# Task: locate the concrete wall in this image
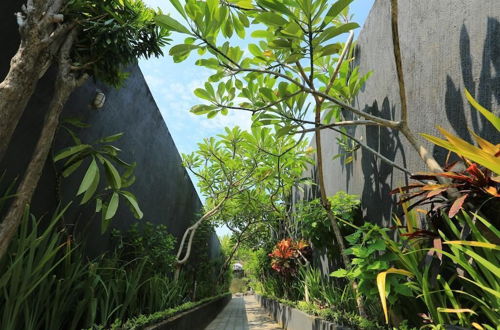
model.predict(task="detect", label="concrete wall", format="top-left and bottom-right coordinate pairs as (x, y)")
top-left (295, 0), bottom-right (500, 226)
top-left (0, 0), bottom-right (219, 257)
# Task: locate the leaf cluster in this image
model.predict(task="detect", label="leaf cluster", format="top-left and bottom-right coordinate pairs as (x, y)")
top-left (66, 0), bottom-right (171, 87)
top-left (54, 118), bottom-right (143, 233)
top-left (155, 0), bottom-right (371, 135)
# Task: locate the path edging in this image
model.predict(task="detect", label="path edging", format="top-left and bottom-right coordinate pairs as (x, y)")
top-left (145, 293), bottom-right (232, 330)
top-left (256, 294), bottom-right (352, 330)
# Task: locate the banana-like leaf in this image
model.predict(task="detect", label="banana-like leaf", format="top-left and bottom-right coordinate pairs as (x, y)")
top-left (444, 241), bottom-right (500, 250)
top-left (377, 268), bottom-right (413, 324)
top-left (465, 89), bottom-right (500, 131)
top-left (437, 307), bottom-right (477, 315)
top-left (421, 128), bottom-right (500, 175)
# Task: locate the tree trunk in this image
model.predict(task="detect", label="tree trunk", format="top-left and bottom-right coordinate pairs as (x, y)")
top-left (217, 237), bottom-right (242, 284)
top-left (174, 200), bottom-right (226, 281)
top-left (0, 30), bottom-right (85, 260)
top-left (0, 48), bottom-right (49, 160)
top-left (0, 79), bottom-right (72, 259)
top-left (0, 1), bottom-right (70, 161)
top-left (314, 103), bottom-right (368, 319)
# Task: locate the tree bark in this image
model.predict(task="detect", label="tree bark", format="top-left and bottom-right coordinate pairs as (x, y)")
top-left (0, 30), bottom-right (86, 260)
top-left (0, 48), bottom-right (50, 160)
top-left (174, 200), bottom-right (226, 281)
top-left (0, 1), bottom-right (70, 161)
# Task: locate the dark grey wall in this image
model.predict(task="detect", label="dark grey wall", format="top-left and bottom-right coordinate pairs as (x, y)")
top-left (0, 0), bottom-right (219, 257)
top-left (295, 0), bottom-right (499, 226)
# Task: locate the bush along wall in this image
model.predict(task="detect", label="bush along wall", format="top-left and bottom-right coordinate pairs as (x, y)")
top-left (0, 185), bottom-right (226, 330)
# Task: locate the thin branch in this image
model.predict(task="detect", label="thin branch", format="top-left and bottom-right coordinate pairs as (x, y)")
top-left (390, 0), bottom-right (408, 124)
top-left (221, 0), bottom-right (266, 12)
top-left (197, 34), bottom-right (241, 69)
top-left (323, 30), bottom-right (354, 97)
top-left (215, 90), bottom-right (303, 113)
top-left (230, 67), bottom-right (402, 128)
top-left (294, 120), bottom-right (380, 133)
top-left (295, 61), bottom-right (312, 88)
top-left (327, 126), bottom-right (412, 175)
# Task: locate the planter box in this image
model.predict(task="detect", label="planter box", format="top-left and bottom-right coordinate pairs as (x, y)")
top-left (256, 294), bottom-right (351, 330)
top-left (145, 294), bottom-right (232, 330)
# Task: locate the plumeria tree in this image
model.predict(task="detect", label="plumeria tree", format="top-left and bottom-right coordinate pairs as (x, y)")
top-left (177, 126), bottom-right (311, 279)
top-left (154, 0), bottom-right (450, 316)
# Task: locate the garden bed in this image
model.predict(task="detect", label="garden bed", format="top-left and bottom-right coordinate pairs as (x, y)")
top-left (256, 294), bottom-right (352, 330)
top-left (118, 293), bottom-right (231, 330)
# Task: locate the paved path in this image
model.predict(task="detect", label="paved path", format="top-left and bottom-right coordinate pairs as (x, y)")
top-left (205, 295), bottom-right (281, 330)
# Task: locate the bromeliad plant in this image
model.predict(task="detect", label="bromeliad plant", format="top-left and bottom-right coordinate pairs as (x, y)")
top-left (391, 90), bottom-right (499, 221)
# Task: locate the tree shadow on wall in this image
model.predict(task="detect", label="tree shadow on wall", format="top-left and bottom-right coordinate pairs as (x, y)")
top-left (437, 18), bottom-right (500, 164)
top-left (359, 97), bottom-right (408, 226)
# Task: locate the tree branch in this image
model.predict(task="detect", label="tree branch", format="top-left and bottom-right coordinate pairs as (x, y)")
top-left (294, 120), bottom-right (381, 133)
top-left (229, 66), bottom-right (402, 128)
top-left (327, 126), bottom-right (412, 175)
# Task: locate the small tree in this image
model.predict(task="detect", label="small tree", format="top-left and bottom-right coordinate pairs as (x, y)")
top-left (177, 126), bottom-right (310, 279)
top-left (0, 0), bottom-right (170, 259)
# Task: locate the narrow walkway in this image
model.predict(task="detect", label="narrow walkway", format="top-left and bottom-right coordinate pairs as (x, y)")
top-left (205, 295), bottom-right (281, 330)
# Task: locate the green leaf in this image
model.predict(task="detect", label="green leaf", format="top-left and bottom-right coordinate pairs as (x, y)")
top-left (80, 166), bottom-right (100, 205)
top-left (318, 22), bottom-right (359, 43)
top-left (319, 43), bottom-right (342, 56)
top-left (96, 198), bottom-right (102, 213)
top-left (258, 12), bottom-right (288, 26)
top-left (207, 110), bottom-right (218, 119)
top-left (169, 44), bottom-right (199, 56)
top-left (120, 191), bottom-right (143, 219)
top-left (190, 104), bottom-right (213, 115)
top-left (465, 89), bottom-right (500, 131)
top-left (101, 158), bottom-right (122, 189)
top-left (236, 0), bottom-right (254, 10)
top-left (77, 158), bottom-right (99, 196)
top-left (248, 44), bottom-right (262, 57)
top-left (54, 144), bottom-right (90, 162)
top-left (194, 88), bottom-right (213, 101)
top-left (324, 0), bottom-right (355, 23)
top-left (367, 260), bottom-right (389, 270)
top-left (62, 117), bottom-right (90, 128)
top-left (105, 192), bottom-right (119, 220)
top-left (257, 0), bottom-right (293, 16)
top-left (330, 268), bottom-right (349, 278)
top-left (154, 15), bottom-right (191, 34)
top-left (251, 30), bottom-right (271, 39)
top-left (269, 39), bottom-right (290, 48)
top-left (62, 159), bottom-right (83, 178)
top-left (99, 133), bottom-right (123, 143)
top-left (169, 0), bottom-right (187, 19)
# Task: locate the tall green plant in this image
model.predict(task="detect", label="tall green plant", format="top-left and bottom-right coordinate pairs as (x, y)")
top-left (372, 211), bottom-right (499, 328)
top-left (0, 204), bottom-right (188, 329)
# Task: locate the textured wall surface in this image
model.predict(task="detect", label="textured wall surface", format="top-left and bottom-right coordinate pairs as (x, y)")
top-left (0, 0), bottom-right (220, 257)
top-left (295, 0), bottom-right (500, 226)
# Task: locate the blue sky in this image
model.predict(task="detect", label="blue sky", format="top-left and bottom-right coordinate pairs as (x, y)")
top-left (139, 0), bottom-right (375, 235)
